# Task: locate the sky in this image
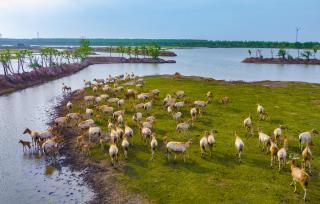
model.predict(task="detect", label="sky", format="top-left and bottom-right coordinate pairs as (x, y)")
top-left (0, 0), bottom-right (319, 41)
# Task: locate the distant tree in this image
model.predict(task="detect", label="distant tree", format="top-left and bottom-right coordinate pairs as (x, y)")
top-left (116, 46), bottom-right (122, 57)
top-left (119, 46), bottom-right (125, 58)
top-left (313, 48), bottom-right (318, 59)
top-left (40, 48), bottom-right (48, 67)
top-left (63, 50), bottom-right (72, 63)
top-left (0, 50), bottom-right (15, 79)
top-left (301, 50), bottom-right (312, 61)
top-left (277, 49), bottom-right (287, 60)
top-left (51, 48), bottom-right (59, 66)
top-left (126, 46), bottom-right (132, 59)
top-left (149, 44), bottom-right (161, 59)
top-left (140, 45), bottom-right (147, 58)
top-left (257, 49), bottom-right (263, 58)
top-left (270, 48), bottom-right (274, 59)
top-left (28, 58), bottom-right (41, 70)
top-left (145, 46), bottom-right (150, 58)
top-left (134, 46), bottom-right (139, 58)
top-left (73, 39), bottom-right (92, 61)
top-left (27, 50), bottom-right (36, 67)
top-left (25, 50), bottom-right (38, 69)
top-left (15, 50), bottom-right (28, 73)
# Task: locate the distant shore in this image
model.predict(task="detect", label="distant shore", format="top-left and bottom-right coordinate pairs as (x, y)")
top-left (93, 47), bottom-right (177, 57)
top-left (1, 38), bottom-right (320, 49)
top-left (0, 57), bottom-right (176, 96)
top-left (242, 57), bottom-right (320, 65)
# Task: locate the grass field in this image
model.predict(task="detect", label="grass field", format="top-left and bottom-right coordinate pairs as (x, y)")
top-left (71, 76), bottom-right (320, 203)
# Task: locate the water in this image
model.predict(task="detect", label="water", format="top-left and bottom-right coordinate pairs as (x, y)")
top-left (2, 48), bottom-right (320, 83)
top-left (165, 48), bottom-right (320, 83)
top-left (1, 48), bottom-right (320, 203)
top-left (0, 82), bottom-right (94, 203)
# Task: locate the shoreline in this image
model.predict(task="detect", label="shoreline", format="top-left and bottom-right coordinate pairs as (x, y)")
top-left (54, 90), bottom-right (149, 204)
top-left (242, 57), bottom-right (320, 65)
top-left (53, 74), bottom-right (316, 204)
top-left (0, 57), bottom-right (175, 96)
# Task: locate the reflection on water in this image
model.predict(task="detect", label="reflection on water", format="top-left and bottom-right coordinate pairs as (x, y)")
top-left (1, 48), bottom-right (320, 203)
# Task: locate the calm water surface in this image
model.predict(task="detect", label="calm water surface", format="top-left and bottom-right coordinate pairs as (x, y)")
top-left (3, 48), bottom-right (320, 82)
top-left (1, 48), bottom-right (320, 204)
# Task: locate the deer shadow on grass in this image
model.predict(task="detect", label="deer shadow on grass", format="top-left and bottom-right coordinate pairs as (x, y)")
top-left (208, 152), bottom-right (238, 168)
top-left (164, 159), bottom-right (212, 174)
top-left (123, 165), bottom-right (140, 179)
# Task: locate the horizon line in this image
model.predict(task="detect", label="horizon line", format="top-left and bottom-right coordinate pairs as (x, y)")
top-left (0, 38), bottom-right (319, 43)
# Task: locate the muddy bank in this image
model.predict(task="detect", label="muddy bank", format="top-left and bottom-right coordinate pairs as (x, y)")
top-left (54, 91), bottom-right (149, 204)
top-left (0, 57), bottom-right (175, 96)
top-left (158, 51), bottom-right (177, 56)
top-left (242, 57), bottom-right (320, 65)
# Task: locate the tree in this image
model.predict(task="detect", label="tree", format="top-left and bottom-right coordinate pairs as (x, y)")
top-left (126, 46), bottom-right (132, 59)
top-left (28, 58), bottom-right (41, 70)
top-left (80, 39), bottom-right (92, 60)
top-left (40, 48), bottom-right (48, 67)
top-left (134, 46), bottom-right (139, 58)
top-left (148, 44), bottom-right (161, 59)
top-left (270, 48), bottom-right (274, 59)
top-left (50, 48), bottom-right (59, 66)
top-left (277, 49), bottom-right (287, 60)
top-left (26, 50), bottom-right (33, 66)
top-left (15, 50), bottom-right (28, 73)
top-left (109, 45), bottom-right (112, 57)
top-left (140, 45), bottom-right (147, 58)
top-left (73, 49), bottom-right (82, 62)
top-left (26, 50), bottom-right (40, 70)
top-left (63, 50), bottom-right (72, 63)
top-left (256, 49), bottom-right (263, 58)
top-left (118, 46), bottom-right (125, 57)
top-left (74, 39), bottom-right (93, 61)
top-left (301, 50), bottom-right (312, 61)
top-left (313, 49), bottom-right (318, 59)
top-left (145, 46), bottom-right (150, 58)
top-left (0, 50), bottom-right (15, 79)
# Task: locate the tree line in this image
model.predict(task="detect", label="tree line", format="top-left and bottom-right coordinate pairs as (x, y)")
top-left (247, 48), bottom-right (319, 61)
top-left (0, 39), bottom-right (92, 79)
top-left (1, 39), bottom-right (320, 49)
top-left (112, 44), bottom-right (161, 59)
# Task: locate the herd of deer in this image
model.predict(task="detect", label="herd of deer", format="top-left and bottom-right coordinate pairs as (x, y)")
top-left (18, 73), bottom-right (317, 201)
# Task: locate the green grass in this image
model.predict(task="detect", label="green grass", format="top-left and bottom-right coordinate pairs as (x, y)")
top-left (71, 76), bottom-right (320, 203)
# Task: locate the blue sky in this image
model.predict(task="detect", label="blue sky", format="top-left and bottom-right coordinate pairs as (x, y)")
top-left (0, 0), bottom-right (319, 41)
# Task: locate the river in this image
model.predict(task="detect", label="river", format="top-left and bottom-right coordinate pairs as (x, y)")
top-left (0, 48), bottom-right (320, 204)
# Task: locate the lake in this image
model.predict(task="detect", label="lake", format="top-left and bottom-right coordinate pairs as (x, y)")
top-left (2, 48), bottom-right (320, 83)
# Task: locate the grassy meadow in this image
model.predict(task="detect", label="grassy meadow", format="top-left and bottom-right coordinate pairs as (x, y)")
top-left (70, 76), bottom-right (320, 203)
